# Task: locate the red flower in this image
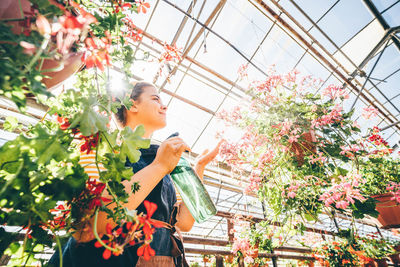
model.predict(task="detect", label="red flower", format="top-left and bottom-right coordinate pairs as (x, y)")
top-left (136, 1), bottom-right (150, 14)
top-left (113, 1), bottom-right (132, 13)
top-left (138, 201), bottom-right (164, 241)
top-left (137, 244), bottom-right (155, 261)
top-left (87, 180), bottom-right (106, 196)
top-left (80, 133), bottom-right (100, 154)
top-left (88, 196), bottom-right (111, 210)
top-left (57, 116), bottom-right (70, 130)
top-left (159, 43), bottom-right (182, 63)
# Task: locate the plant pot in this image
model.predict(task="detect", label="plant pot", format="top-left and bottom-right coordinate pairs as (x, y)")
top-left (374, 258), bottom-right (388, 267)
top-left (41, 52), bottom-right (84, 90)
top-left (290, 130), bottom-right (317, 166)
top-left (0, 0), bottom-right (31, 35)
top-left (372, 193), bottom-right (400, 229)
top-left (389, 253), bottom-right (400, 265)
top-left (1, 0), bottom-right (84, 91)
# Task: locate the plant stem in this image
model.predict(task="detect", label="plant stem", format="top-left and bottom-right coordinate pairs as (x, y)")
top-left (26, 36), bottom-right (50, 72)
top-left (31, 207), bottom-right (63, 267)
top-left (18, 0), bottom-right (24, 19)
top-left (92, 209), bottom-right (120, 253)
top-left (55, 235), bottom-right (63, 267)
top-left (19, 219), bottom-right (31, 266)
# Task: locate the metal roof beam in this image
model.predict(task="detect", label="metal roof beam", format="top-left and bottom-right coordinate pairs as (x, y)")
top-left (362, 0), bottom-right (400, 52)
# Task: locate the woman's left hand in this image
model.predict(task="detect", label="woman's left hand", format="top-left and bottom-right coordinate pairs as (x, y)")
top-left (194, 140), bottom-right (223, 179)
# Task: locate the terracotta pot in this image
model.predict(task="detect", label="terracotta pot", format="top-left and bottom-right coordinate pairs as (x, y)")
top-left (1, 0), bottom-right (84, 91)
top-left (41, 52), bottom-right (84, 90)
top-left (0, 0), bottom-right (31, 35)
top-left (307, 261), bottom-right (315, 267)
top-left (372, 193), bottom-right (400, 229)
top-left (290, 130), bottom-right (317, 166)
top-left (374, 258), bottom-right (388, 267)
top-left (389, 253), bottom-right (400, 265)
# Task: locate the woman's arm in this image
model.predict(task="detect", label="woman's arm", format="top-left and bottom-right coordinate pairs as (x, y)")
top-left (175, 140), bottom-right (222, 232)
top-left (92, 137), bottom-right (190, 237)
top-left (123, 137), bottom-right (190, 211)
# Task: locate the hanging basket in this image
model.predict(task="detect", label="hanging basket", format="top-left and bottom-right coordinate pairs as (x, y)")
top-left (372, 193), bottom-right (400, 229)
top-left (40, 52), bottom-right (84, 90)
top-left (290, 130), bottom-right (317, 166)
top-left (1, 0), bottom-right (84, 91)
top-left (0, 0), bottom-right (32, 35)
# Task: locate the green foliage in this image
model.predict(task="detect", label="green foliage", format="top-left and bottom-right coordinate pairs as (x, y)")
top-left (0, 22), bottom-right (51, 109)
top-left (359, 157), bottom-right (400, 195)
top-left (357, 236), bottom-right (395, 259)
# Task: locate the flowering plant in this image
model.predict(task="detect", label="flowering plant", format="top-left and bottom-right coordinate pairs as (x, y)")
top-left (313, 239), bottom-right (369, 267)
top-left (0, 0), bottom-right (185, 266)
top-left (357, 235), bottom-right (395, 260)
top-left (218, 68), bottom-right (375, 223)
top-left (357, 128), bottom-right (400, 198)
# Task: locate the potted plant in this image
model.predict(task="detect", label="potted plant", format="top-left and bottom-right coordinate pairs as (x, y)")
top-left (217, 69), bottom-right (377, 224)
top-left (357, 236), bottom-right (395, 267)
top-left (314, 239), bottom-right (365, 266)
top-left (357, 127), bottom-right (400, 228)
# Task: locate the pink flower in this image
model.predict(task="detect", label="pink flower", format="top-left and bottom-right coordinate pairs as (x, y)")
top-left (244, 256), bottom-right (254, 264)
top-left (19, 41), bottom-right (36, 55)
top-left (335, 200), bottom-right (349, 209)
top-left (319, 173), bottom-right (366, 209)
top-left (362, 106), bottom-right (378, 120)
top-left (238, 63), bottom-right (249, 81)
top-left (288, 191), bottom-right (296, 198)
top-left (322, 85), bottom-right (349, 100)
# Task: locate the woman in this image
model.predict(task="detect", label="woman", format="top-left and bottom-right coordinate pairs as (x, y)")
top-left (48, 81), bottom-right (221, 267)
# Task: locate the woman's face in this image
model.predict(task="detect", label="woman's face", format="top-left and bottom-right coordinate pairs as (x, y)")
top-left (130, 85), bottom-right (167, 130)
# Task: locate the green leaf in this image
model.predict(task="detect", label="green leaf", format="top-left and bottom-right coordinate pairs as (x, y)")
top-left (119, 125), bottom-right (150, 163)
top-left (101, 153), bottom-right (134, 183)
top-left (69, 97), bottom-right (108, 136)
top-left (97, 130), bottom-right (118, 157)
top-left (351, 198), bottom-right (378, 219)
top-left (3, 116), bottom-right (19, 132)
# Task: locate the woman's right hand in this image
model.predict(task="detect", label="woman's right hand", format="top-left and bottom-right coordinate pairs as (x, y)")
top-left (152, 137), bottom-right (191, 174)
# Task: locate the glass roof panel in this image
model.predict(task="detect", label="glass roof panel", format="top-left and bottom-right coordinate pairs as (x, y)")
top-left (372, 0), bottom-right (400, 12)
top-left (381, 2), bottom-right (400, 25)
top-left (145, 1), bottom-right (187, 44)
top-left (211, 0), bottom-right (274, 56)
top-left (364, 43), bottom-right (400, 81)
top-left (153, 97), bottom-right (213, 149)
top-left (316, 0), bottom-right (373, 48)
top-left (252, 25), bottom-right (306, 73)
top-left (174, 75), bottom-right (226, 112)
top-left (295, 52), bottom-right (331, 80)
top-left (332, 19), bottom-right (385, 73)
top-left (194, 33), bottom-right (248, 81)
top-left (285, 0), bottom-right (337, 22)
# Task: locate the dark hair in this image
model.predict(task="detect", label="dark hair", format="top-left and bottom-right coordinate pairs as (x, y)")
top-left (115, 81), bottom-right (154, 126)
